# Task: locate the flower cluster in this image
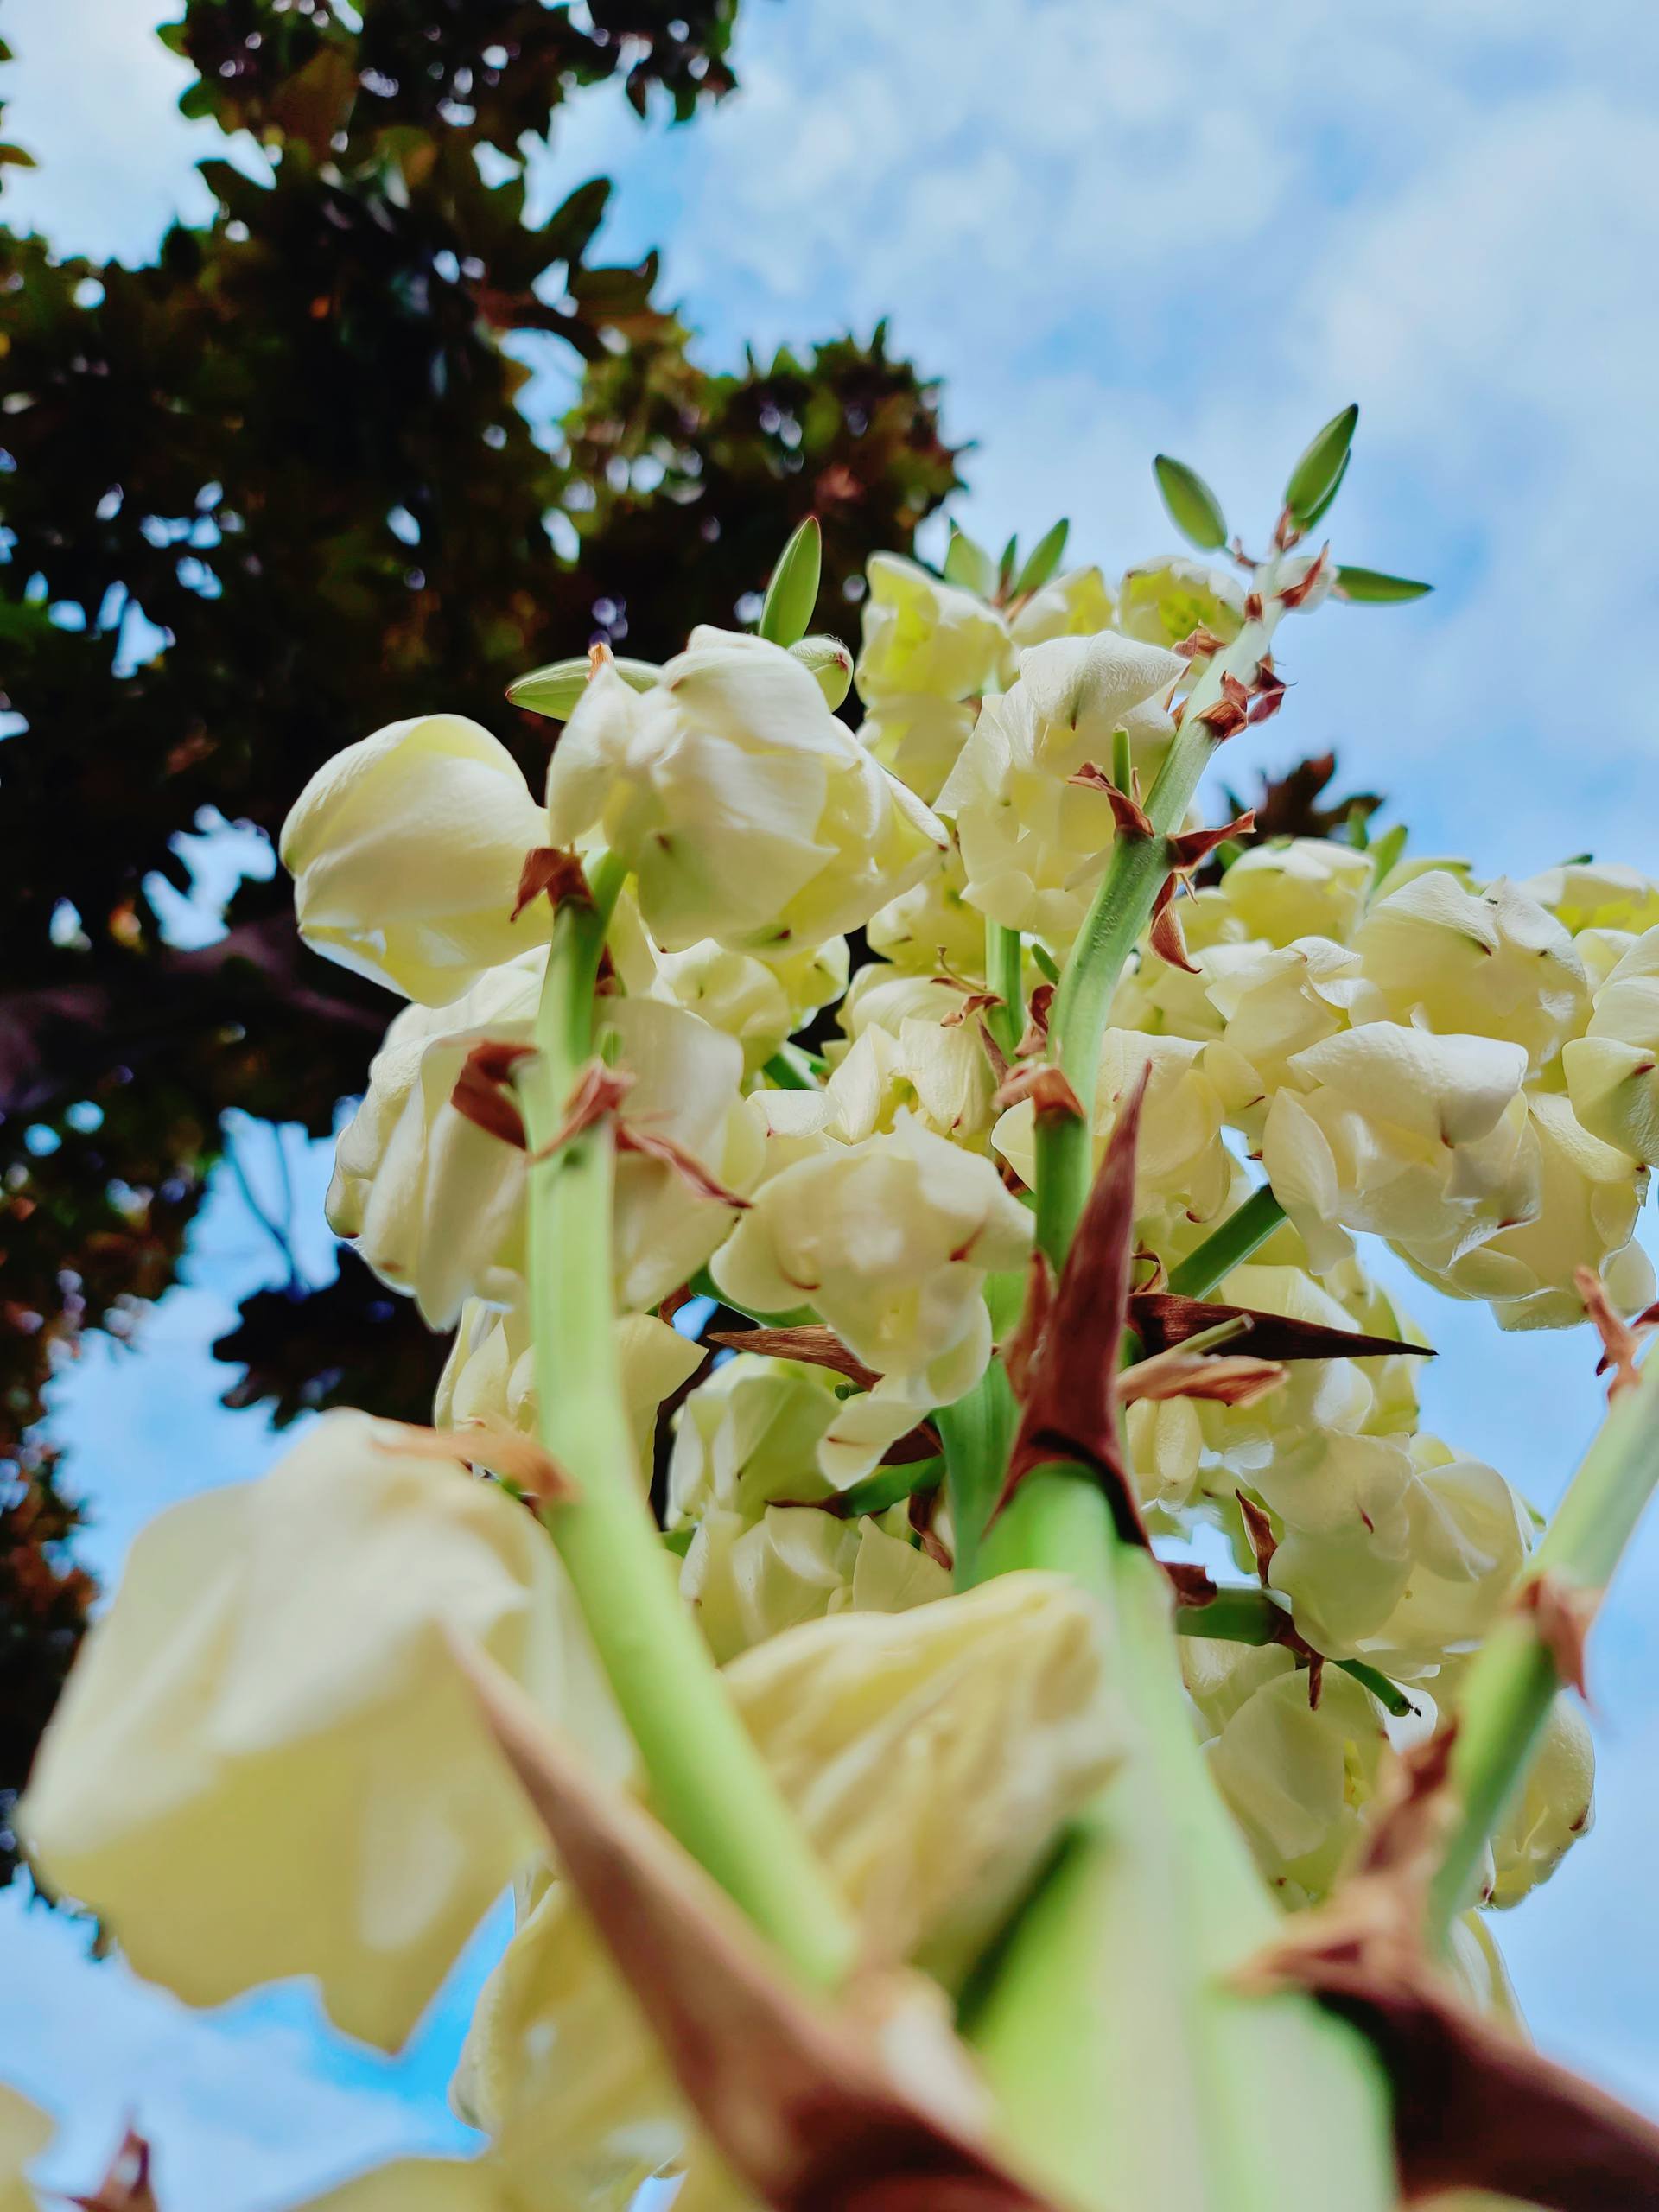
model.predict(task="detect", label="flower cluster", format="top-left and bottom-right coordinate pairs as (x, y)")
top-left (16, 465), bottom-right (1653, 2212)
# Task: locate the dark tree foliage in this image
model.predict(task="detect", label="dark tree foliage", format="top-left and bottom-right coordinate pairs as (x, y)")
top-left (0, 1), bottom-right (961, 1878)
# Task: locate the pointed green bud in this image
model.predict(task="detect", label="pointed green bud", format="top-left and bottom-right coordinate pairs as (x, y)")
top-left (1012, 518), bottom-right (1071, 597)
top-left (1284, 404), bottom-right (1358, 524)
top-left (1153, 454), bottom-right (1228, 551)
top-left (759, 515), bottom-right (823, 646)
top-left (1334, 564), bottom-right (1433, 605)
top-left (788, 633), bottom-right (854, 710)
top-left (506, 655), bottom-right (660, 720)
top-left (944, 525), bottom-right (998, 600)
top-left (1367, 822), bottom-right (1408, 884)
top-left (1297, 449), bottom-right (1349, 530)
top-left (997, 534), bottom-right (1020, 597)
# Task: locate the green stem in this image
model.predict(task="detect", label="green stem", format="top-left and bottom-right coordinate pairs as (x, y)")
top-left (1427, 1348), bottom-right (1659, 1946)
top-left (1033, 594), bottom-right (1286, 1269)
top-left (518, 851), bottom-right (855, 1988)
top-left (1174, 1585), bottom-right (1417, 1719)
top-left (762, 1043), bottom-right (822, 1090)
top-left (938, 1268), bottom-right (1026, 1588)
top-left (986, 918), bottom-right (1024, 1059)
top-left (1166, 1187), bottom-right (1288, 1299)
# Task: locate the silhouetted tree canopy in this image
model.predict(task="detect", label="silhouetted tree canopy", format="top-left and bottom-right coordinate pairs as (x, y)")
top-left (0, 0), bottom-right (962, 1879)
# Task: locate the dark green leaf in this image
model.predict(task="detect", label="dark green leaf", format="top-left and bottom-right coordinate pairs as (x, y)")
top-left (1334, 564), bottom-right (1433, 604)
top-left (1012, 518), bottom-right (1069, 597)
top-left (758, 516), bottom-right (823, 646)
top-left (1284, 404), bottom-right (1358, 524)
top-left (1153, 454), bottom-right (1228, 550)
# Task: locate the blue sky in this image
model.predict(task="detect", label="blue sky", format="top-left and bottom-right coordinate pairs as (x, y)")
top-left (5, 0), bottom-right (1659, 2203)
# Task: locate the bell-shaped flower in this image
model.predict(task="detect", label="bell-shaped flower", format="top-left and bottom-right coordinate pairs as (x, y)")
top-left (1565, 924), bottom-right (1659, 1164)
top-left (1353, 1442), bottom-right (1531, 1675)
top-left (935, 632), bottom-right (1186, 939)
top-left (681, 1502), bottom-right (948, 1663)
top-left (282, 713), bottom-right (548, 1006)
top-left (1115, 556), bottom-right (1245, 649)
top-left (1246, 1429), bottom-right (1417, 1654)
top-left (438, 1294), bottom-right (702, 1471)
top-left (1522, 860), bottom-right (1659, 940)
top-left (856, 693), bottom-right (977, 805)
top-left (665, 1351), bottom-right (845, 1526)
top-left (333, 983), bottom-right (760, 1327)
top-left (1204, 938), bottom-right (1382, 1136)
top-left (1489, 1692), bottom-right (1595, 1907)
top-left (1260, 1025), bottom-right (1535, 1276)
top-left (854, 552), bottom-right (1010, 702)
top-left (711, 1113), bottom-right (1031, 1397)
top-left (1006, 563), bottom-right (1116, 650)
top-left (865, 845), bottom-right (988, 978)
top-left (1417, 1094), bottom-right (1651, 1330)
top-left (1195, 1650), bottom-right (1389, 1907)
top-left (1352, 871), bottom-right (1588, 1073)
top-left (454, 1577), bottom-right (1118, 2207)
top-left (546, 631), bottom-right (946, 953)
top-left (995, 1029), bottom-right (1233, 1235)
top-left (833, 966), bottom-right (998, 1146)
top-left (17, 1412), bottom-right (621, 2051)
top-left (1216, 837), bottom-right (1375, 948)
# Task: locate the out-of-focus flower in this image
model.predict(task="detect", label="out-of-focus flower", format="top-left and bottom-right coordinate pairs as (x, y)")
top-left (455, 1578), bottom-right (1118, 2204)
top-left (1007, 565), bottom-right (1116, 650)
top-left (437, 1295), bottom-right (702, 1471)
top-left (866, 846), bottom-right (988, 978)
top-left (936, 632), bottom-right (1185, 940)
top-left (1489, 1693), bottom-right (1595, 1908)
top-left (0, 2087), bottom-right (49, 2212)
top-left (547, 631), bottom-right (945, 952)
top-left (682, 1503), bottom-right (948, 1662)
top-left (1522, 861), bottom-right (1659, 941)
top-left (18, 1413), bottom-right (620, 2051)
top-left (282, 714), bottom-right (547, 1006)
top-left (332, 985), bottom-right (760, 1326)
top-left (1115, 557), bottom-right (1245, 649)
top-left (855, 553), bottom-right (1010, 702)
top-left (1195, 1650), bottom-right (1389, 1906)
top-left (665, 1352), bottom-right (844, 1526)
top-left (857, 694), bottom-right (978, 805)
top-left (834, 967), bottom-right (998, 1145)
top-left (1565, 924), bottom-right (1659, 1165)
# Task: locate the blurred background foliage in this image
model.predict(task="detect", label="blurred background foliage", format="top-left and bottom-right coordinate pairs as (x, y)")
top-left (0, 0), bottom-right (963, 1879)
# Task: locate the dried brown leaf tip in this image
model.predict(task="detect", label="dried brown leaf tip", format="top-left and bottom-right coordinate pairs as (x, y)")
top-left (1247, 659), bottom-right (1287, 725)
top-left (990, 1063), bottom-right (1085, 1121)
top-left (1128, 1291), bottom-right (1429, 1367)
top-left (371, 1416), bottom-right (579, 1504)
top-left (71, 2129), bottom-right (157, 2212)
top-left (992, 1069), bottom-right (1147, 1540)
top-left (707, 1322), bottom-right (879, 1389)
top-left (618, 1122), bottom-right (753, 1210)
top-left (450, 1039), bottom-right (537, 1148)
top-left (1516, 1572), bottom-right (1599, 1702)
top-left (1173, 625), bottom-right (1230, 661)
top-left (455, 1648), bottom-right (1062, 2212)
top-left (512, 844), bottom-right (593, 923)
top-left (1147, 875), bottom-right (1199, 974)
top-left (1575, 1263), bottom-right (1658, 1401)
top-left (1165, 809), bottom-right (1255, 876)
top-left (1239, 1730), bottom-right (1659, 2209)
top-left (531, 1056), bottom-right (635, 1160)
top-left (1068, 762), bottom-right (1154, 839)
top-left (1277, 543), bottom-right (1331, 610)
top-left (940, 988), bottom-right (1005, 1030)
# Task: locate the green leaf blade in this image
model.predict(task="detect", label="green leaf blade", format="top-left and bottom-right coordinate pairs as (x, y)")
top-left (1335, 564), bottom-right (1433, 605)
top-left (1012, 518), bottom-right (1070, 598)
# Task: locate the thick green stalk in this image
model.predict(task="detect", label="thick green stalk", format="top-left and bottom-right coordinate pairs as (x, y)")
top-left (1166, 1186), bottom-right (1288, 1299)
top-left (1428, 1349), bottom-right (1659, 1945)
top-left (1033, 594), bottom-right (1286, 1268)
top-left (985, 918), bottom-right (1025, 1060)
top-left (518, 853), bottom-right (854, 1988)
top-left (938, 1268), bottom-right (1025, 1588)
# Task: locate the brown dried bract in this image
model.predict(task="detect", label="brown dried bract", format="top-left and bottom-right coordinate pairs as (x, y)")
top-left (450, 1038), bottom-right (536, 1149)
top-left (1014, 982), bottom-right (1054, 1059)
top-left (512, 845), bottom-right (593, 923)
top-left (990, 1064), bottom-right (1085, 1121)
top-left (71, 2130), bottom-right (158, 2212)
top-left (990, 1070), bottom-right (1148, 1541)
top-left (1164, 1560), bottom-right (1218, 1607)
top-left (1117, 1348), bottom-right (1287, 1408)
top-left (1238, 1731), bottom-right (1659, 2208)
top-left (1068, 763), bottom-right (1155, 839)
top-left (618, 1122), bottom-right (753, 1211)
top-left (370, 1416), bottom-right (579, 1504)
top-left (1194, 692), bottom-right (1249, 740)
top-left (1165, 809), bottom-right (1256, 876)
top-left (1000, 1250), bottom-right (1055, 1401)
top-left (1247, 661), bottom-right (1287, 725)
top-left (1173, 625), bottom-right (1230, 661)
top-left (1516, 1572), bottom-right (1599, 1702)
top-left (1236, 1491), bottom-right (1278, 1586)
top-left (455, 1647), bottom-right (1064, 2212)
top-left (1574, 1263), bottom-right (1655, 1401)
top-left (1277, 543), bottom-right (1331, 611)
top-left (528, 1057), bottom-right (636, 1162)
top-left (707, 1323), bottom-right (880, 1390)
top-left (1147, 875), bottom-right (1199, 974)
top-left (1128, 1291), bottom-right (1429, 1367)
top-left (940, 989), bottom-right (1004, 1030)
